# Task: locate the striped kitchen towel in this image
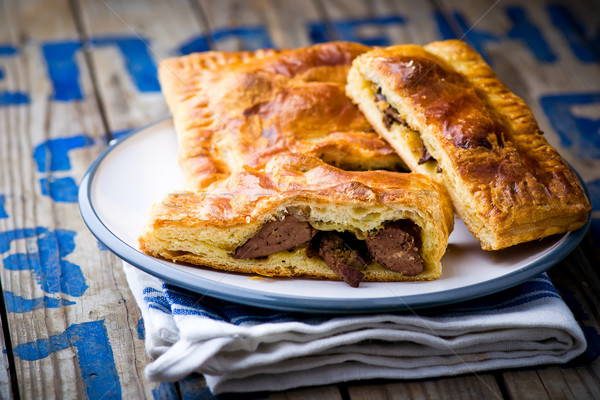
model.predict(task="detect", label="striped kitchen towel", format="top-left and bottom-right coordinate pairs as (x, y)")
top-left (123, 262), bottom-right (586, 395)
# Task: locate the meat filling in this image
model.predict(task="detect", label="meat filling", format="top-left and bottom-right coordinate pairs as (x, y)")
top-left (234, 214), bottom-right (316, 259)
top-left (418, 145), bottom-right (434, 165)
top-left (235, 212), bottom-right (424, 286)
top-left (382, 107), bottom-right (410, 130)
top-left (374, 88), bottom-right (409, 130)
top-left (365, 221), bottom-right (424, 276)
top-left (373, 86), bottom-right (437, 166)
top-left (315, 232), bottom-right (367, 288)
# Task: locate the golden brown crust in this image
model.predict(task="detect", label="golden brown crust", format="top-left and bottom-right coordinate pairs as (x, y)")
top-left (347, 40), bottom-right (591, 250)
top-left (158, 42), bottom-right (404, 191)
top-left (143, 43), bottom-right (454, 284)
top-left (139, 154), bottom-right (454, 282)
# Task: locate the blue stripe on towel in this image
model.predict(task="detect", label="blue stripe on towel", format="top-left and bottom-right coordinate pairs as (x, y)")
top-left (142, 287), bottom-right (172, 314)
top-left (163, 283), bottom-right (329, 325)
top-left (158, 274), bottom-right (561, 324)
top-left (164, 285), bottom-right (227, 321)
top-left (423, 274), bottom-right (560, 317)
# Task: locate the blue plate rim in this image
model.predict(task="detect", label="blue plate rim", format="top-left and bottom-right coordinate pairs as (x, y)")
top-left (78, 119), bottom-right (592, 314)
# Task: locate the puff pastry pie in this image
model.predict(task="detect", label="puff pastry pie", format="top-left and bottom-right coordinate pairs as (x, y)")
top-left (141, 43), bottom-right (454, 286)
top-left (346, 40), bottom-right (591, 250)
top-left (158, 41), bottom-right (404, 191)
top-left (139, 154), bottom-right (454, 286)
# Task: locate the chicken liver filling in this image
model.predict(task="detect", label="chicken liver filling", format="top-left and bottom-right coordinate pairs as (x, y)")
top-left (315, 232), bottom-right (367, 287)
top-left (373, 87), bottom-right (436, 166)
top-left (365, 220), bottom-right (423, 276)
top-left (234, 214), bottom-right (316, 259)
top-left (235, 212), bottom-right (424, 285)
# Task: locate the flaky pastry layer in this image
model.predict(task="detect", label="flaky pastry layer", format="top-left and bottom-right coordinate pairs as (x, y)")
top-left (347, 40), bottom-right (591, 250)
top-left (159, 42), bottom-right (404, 191)
top-left (139, 154), bottom-right (453, 282)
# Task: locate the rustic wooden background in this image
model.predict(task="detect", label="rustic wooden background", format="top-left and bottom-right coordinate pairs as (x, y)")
top-left (0, 0), bottom-right (599, 398)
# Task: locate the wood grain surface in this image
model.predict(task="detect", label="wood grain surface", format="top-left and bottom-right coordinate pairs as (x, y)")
top-left (0, 0), bottom-right (598, 398)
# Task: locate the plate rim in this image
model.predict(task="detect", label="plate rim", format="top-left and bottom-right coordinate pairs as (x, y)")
top-left (78, 119), bottom-right (592, 314)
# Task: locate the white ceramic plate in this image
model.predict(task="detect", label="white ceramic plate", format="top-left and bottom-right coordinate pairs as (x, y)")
top-left (79, 119), bottom-right (590, 313)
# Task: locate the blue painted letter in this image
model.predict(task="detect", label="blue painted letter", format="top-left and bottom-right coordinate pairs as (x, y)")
top-left (548, 4), bottom-right (600, 62)
top-left (309, 16), bottom-right (405, 46)
top-left (4, 291), bottom-right (75, 313)
top-left (12, 320), bottom-right (121, 399)
top-left (33, 135), bottom-right (95, 173)
top-left (434, 11), bottom-right (500, 64)
top-left (506, 6), bottom-right (557, 62)
top-left (39, 176), bottom-right (80, 203)
top-left (91, 36), bottom-right (160, 92)
top-left (0, 227), bottom-right (88, 297)
top-left (33, 135), bottom-right (95, 202)
top-left (179, 26), bottom-right (273, 55)
top-left (0, 45), bottom-right (29, 106)
top-left (43, 37), bottom-right (160, 101)
top-left (41, 41), bottom-right (84, 101)
top-left (540, 93), bottom-right (600, 159)
top-left (0, 194), bottom-right (7, 219)
top-left (434, 7), bottom-right (557, 64)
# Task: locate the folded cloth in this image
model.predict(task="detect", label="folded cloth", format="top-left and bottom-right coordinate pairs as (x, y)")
top-left (123, 262), bottom-right (586, 395)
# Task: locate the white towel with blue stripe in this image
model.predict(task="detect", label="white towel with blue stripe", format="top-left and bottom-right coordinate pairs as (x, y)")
top-left (123, 262), bottom-right (586, 394)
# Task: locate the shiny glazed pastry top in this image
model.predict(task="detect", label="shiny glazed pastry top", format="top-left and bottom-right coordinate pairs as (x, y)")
top-left (158, 41), bottom-right (404, 191)
top-left (346, 40), bottom-right (591, 250)
top-left (139, 154), bottom-right (454, 286)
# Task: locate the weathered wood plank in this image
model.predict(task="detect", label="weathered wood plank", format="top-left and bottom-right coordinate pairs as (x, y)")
top-left (0, 0), bottom-right (155, 398)
top-left (500, 241), bottom-right (600, 400)
top-left (76, 0), bottom-right (207, 133)
top-left (258, 0), bottom-right (322, 48)
top-left (347, 375), bottom-right (503, 400)
top-left (0, 1), bottom-right (592, 399)
top-left (430, 1), bottom-right (600, 398)
top-left (197, 0), bottom-right (321, 50)
top-left (76, 0), bottom-right (335, 397)
top-left (0, 3), bottom-right (19, 396)
top-left (1, 0), bottom-right (103, 398)
top-left (188, 1), bottom-right (359, 397)
top-left (435, 0), bottom-right (600, 182)
top-left (74, 0), bottom-right (217, 397)
top-left (0, 310), bottom-right (14, 399)
top-left (316, 0), bottom-right (506, 396)
top-left (197, 0), bottom-right (273, 52)
top-left (268, 385), bottom-right (344, 400)
top-left (316, 0), bottom-right (417, 45)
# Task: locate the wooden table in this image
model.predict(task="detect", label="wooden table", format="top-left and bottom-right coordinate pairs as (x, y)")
top-left (1, 0), bottom-right (599, 398)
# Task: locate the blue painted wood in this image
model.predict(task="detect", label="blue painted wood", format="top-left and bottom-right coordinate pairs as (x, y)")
top-left (1, 0), bottom-right (599, 398)
top-left (12, 321), bottom-right (121, 399)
